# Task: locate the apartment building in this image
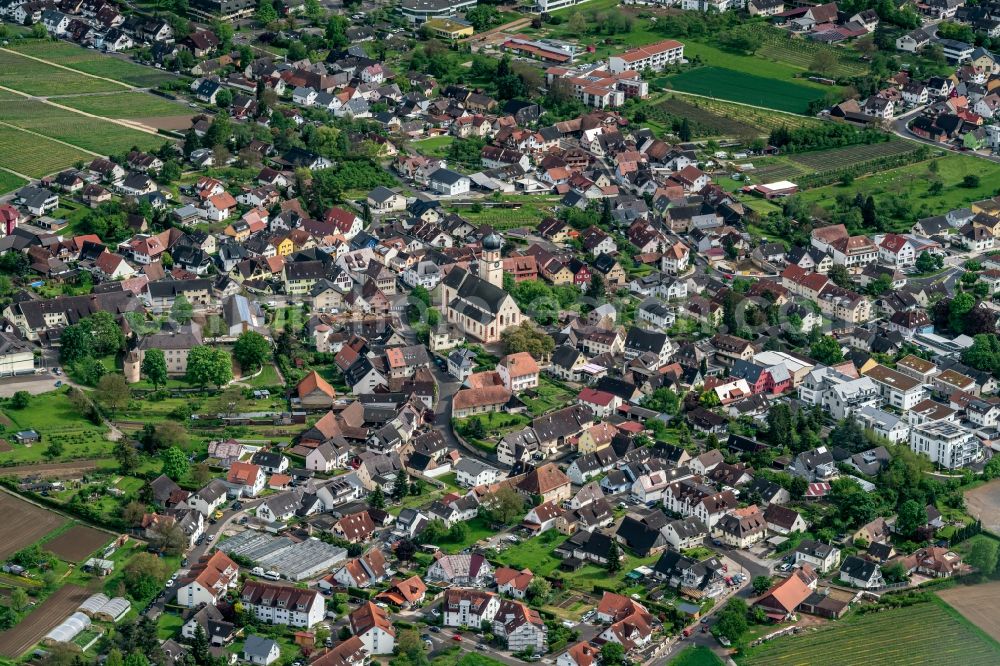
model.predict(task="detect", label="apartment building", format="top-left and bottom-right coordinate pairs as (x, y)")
top-left (608, 40), bottom-right (686, 74)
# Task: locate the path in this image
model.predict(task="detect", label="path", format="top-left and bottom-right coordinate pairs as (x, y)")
top-left (0, 165), bottom-right (30, 182)
top-left (0, 84), bottom-right (171, 139)
top-left (0, 459), bottom-right (109, 477)
top-left (0, 46), bottom-right (134, 90)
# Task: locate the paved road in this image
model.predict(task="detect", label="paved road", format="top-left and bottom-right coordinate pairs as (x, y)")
top-left (0, 373), bottom-right (63, 397)
top-left (891, 105), bottom-right (1000, 165)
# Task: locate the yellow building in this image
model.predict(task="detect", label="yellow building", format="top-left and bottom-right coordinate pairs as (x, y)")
top-left (424, 18), bottom-right (474, 40)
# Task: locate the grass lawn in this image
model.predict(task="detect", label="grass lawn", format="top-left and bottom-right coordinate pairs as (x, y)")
top-left (0, 169), bottom-right (26, 194)
top-left (245, 364), bottom-right (283, 388)
top-left (1, 389), bottom-right (111, 463)
top-left (670, 647), bottom-right (724, 666)
top-left (412, 135), bottom-right (454, 157)
top-left (737, 598), bottom-right (1000, 666)
top-left (494, 529), bottom-right (660, 592)
top-left (666, 67), bottom-right (823, 114)
top-left (431, 649), bottom-right (508, 666)
top-left (793, 153), bottom-right (1000, 228)
top-left (59, 92), bottom-right (190, 119)
top-left (156, 611), bottom-right (184, 640)
top-left (438, 516), bottom-right (497, 554)
top-left (521, 377), bottom-right (576, 417)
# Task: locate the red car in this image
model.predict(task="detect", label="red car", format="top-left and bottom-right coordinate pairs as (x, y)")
top-left (452, 635), bottom-right (462, 642)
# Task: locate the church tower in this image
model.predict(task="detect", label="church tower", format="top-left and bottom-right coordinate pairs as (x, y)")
top-left (480, 232), bottom-right (504, 288)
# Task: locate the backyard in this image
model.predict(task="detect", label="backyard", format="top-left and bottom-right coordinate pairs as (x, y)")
top-left (1, 389), bottom-right (112, 464)
top-left (521, 377), bottom-right (577, 417)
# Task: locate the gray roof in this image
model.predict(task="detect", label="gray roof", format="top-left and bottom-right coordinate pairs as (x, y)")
top-left (243, 635), bottom-right (278, 659)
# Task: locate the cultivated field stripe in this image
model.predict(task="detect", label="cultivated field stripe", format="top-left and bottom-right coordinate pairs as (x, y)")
top-left (0, 46), bottom-right (133, 90)
top-left (0, 118), bottom-right (101, 157)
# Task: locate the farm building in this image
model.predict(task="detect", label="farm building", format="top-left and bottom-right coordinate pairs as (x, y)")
top-left (754, 180), bottom-right (799, 199)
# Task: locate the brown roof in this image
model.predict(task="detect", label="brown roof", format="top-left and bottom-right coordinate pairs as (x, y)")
top-left (452, 385), bottom-right (511, 411)
top-left (755, 572), bottom-right (812, 615)
top-left (518, 463), bottom-right (570, 495)
top-left (336, 510), bottom-right (376, 542)
top-left (298, 370), bottom-right (336, 399)
top-left (350, 601), bottom-right (395, 637)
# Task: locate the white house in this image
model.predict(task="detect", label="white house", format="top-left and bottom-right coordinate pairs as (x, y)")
top-left (175, 552), bottom-right (240, 608)
top-left (454, 458), bottom-right (501, 487)
top-left (240, 581), bottom-right (324, 627)
top-left (442, 589), bottom-right (499, 627)
top-left (428, 168), bottom-right (470, 196)
top-left (350, 602), bottom-right (395, 655)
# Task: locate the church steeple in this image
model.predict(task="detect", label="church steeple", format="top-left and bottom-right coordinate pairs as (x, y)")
top-left (480, 232), bottom-right (503, 288)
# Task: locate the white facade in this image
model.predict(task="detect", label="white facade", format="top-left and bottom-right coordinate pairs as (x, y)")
top-left (909, 421), bottom-right (983, 469)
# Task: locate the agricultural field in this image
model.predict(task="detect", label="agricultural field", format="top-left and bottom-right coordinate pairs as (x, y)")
top-left (0, 124), bottom-right (91, 178)
top-left (59, 92), bottom-right (191, 120)
top-left (731, 24), bottom-right (869, 78)
top-left (0, 584), bottom-right (90, 658)
top-left (0, 49), bottom-right (127, 96)
top-left (937, 581), bottom-right (1000, 642)
top-left (0, 493), bottom-right (66, 560)
top-left (666, 67), bottom-right (824, 114)
top-left (794, 153), bottom-right (1000, 220)
top-left (0, 100), bottom-right (165, 156)
top-left (43, 525), bottom-right (111, 563)
top-left (737, 600), bottom-right (1000, 666)
top-left (2, 389), bottom-right (112, 464)
top-left (748, 140), bottom-right (921, 183)
top-left (9, 41), bottom-right (175, 88)
top-left (0, 169), bottom-right (26, 194)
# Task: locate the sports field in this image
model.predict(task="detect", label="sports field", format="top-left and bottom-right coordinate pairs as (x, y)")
top-left (0, 100), bottom-right (164, 156)
top-left (9, 41), bottom-right (175, 88)
top-left (58, 91), bottom-right (189, 119)
top-left (667, 67), bottom-right (824, 114)
top-left (737, 600), bottom-right (1000, 666)
top-left (0, 49), bottom-right (127, 96)
top-left (0, 124), bottom-right (92, 178)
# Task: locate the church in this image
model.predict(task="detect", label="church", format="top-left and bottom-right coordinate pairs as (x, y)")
top-left (440, 233), bottom-right (523, 343)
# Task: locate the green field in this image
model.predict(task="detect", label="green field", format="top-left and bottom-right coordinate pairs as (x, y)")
top-left (412, 135), bottom-right (455, 157)
top-left (733, 24), bottom-right (868, 78)
top-left (670, 647), bottom-right (724, 666)
top-left (794, 153), bottom-right (1000, 219)
top-left (0, 100), bottom-right (165, 156)
top-left (2, 390), bottom-right (112, 463)
top-left (737, 600), bottom-right (1000, 666)
top-left (0, 49), bottom-right (127, 96)
top-left (9, 41), bottom-right (175, 88)
top-left (749, 140), bottom-right (921, 183)
top-left (59, 92), bottom-right (189, 119)
top-left (0, 169), bottom-right (27, 194)
top-left (0, 124), bottom-right (92, 178)
top-left (667, 67), bottom-right (823, 114)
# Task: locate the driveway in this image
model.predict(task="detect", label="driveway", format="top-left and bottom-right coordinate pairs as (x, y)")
top-left (0, 373), bottom-right (61, 397)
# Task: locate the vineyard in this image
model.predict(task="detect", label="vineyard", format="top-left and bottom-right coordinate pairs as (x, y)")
top-left (731, 23), bottom-right (869, 79)
top-left (60, 91), bottom-right (189, 119)
top-left (643, 95), bottom-right (822, 140)
top-left (0, 100), bottom-right (165, 156)
top-left (10, 40), bottom-right (176, 88)
top-left (0, 49), bottom-right (126, 96)
top-left (750, 140), bottom-right (923, 183)
top-left (738, 600), bottom-right (1000, 666)
top-left (0, 124), bottom-right (91, 178)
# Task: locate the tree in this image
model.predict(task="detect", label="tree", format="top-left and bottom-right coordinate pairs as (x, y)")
top-left (751, 576), bottom-right (772, 595)
top-left (10, 588), bottom-right (29, 612)
top-left (95, 373), bottom-right (130, 419)
top-left (122, 501), bottom-right (147, 526)
top-left (501, 322), bottom-right (555, 358)
top-left (171, 295), bottom-right (194, 324)
top-left (715, 598), bottom-right (748, 641)
top-left (600, 642), bottom-right (625, 666)
top-left (606, 540), bottom-right (622, 573)
top-left (149, 519), bottom-right (187, 555)
top-left (44, 440), bottom-right (65, 460)
top-left (916, 252), bottom-right (944, 273)
top-left (479, 486), bottom-right (525, 526)
top-left (186, 346), bottom-right (233, 387)
top-left (586, 272), bottom-right (605, 301)
top-left (967, 537), bottom-right (999, 576)
top-left (963, 174), bottom-right (981, 188)
top-left (9, 391), bottom-right (30, 410)
top-left (896, 499), bottom-right (928, 537)
top-left (144, 421), bottom-right (188, 452)
top-left (393, 470), bottom-right (409, 501)
top-left (447, 521), bottom-right (469, 543)
top-left (141, 348), bottom-right (168, 389)
top-left (948, 292), bottom-right (976, 334)
top-left (370, 486), bottom-right (386, 510)
top-left (161, 446), bottom-right (189, 481)
top-left (114, 440), bottom-right (140, 475)
top-left (255, 0), bottom-right (277, 25)
top-left (526, 577), bottom-right (551, 603)
top-left (396, 539), bottom-right (416, 562)
top-left (233, 331), bottom-right (271, 374)
top-left (811, 50), bottom-right (839, 77)
top-left (123, 553), bottom-right (169, 601)
top-left (766, 403), bottom-right (794, 449)
top-left (192, 461), bottom-right (212, 486)
top-left (810, 335), bottom-right (844, 365)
